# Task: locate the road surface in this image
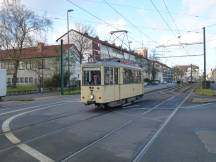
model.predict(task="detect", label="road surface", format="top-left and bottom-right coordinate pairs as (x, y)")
top-left (0, 84), bottom-right (216, 162)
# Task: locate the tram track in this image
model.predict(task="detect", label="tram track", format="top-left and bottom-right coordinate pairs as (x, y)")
top-left (0, 84), bottom-right (180, 136)
top-left (132, 86), bottom-right (195, 162)
top-left (0, 84), bottom-right (193, 162)
top-left (0, 86), bottom-right (179, 153)
top-left (59, 85), bottom-right (194, 162)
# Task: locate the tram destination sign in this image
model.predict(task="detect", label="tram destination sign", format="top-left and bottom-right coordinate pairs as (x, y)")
top-left (83, 67), bottom-right (100, 71)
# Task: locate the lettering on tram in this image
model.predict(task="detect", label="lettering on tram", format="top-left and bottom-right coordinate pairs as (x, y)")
top-left (81, 61), bottom-right (144, 108)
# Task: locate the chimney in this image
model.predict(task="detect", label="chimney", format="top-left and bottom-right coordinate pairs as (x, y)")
top-left (37, 42), bottom-right (44, 52)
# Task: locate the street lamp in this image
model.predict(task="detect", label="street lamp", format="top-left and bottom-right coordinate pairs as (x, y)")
top-left (67, 9), bottom-right (73, 86)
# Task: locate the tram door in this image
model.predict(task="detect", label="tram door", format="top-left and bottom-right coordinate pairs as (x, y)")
top-left (114, 68), bottom-right (120, 100)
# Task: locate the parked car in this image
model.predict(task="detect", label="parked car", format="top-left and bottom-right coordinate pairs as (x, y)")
top-left (150, 80), bottom-right (160, 85)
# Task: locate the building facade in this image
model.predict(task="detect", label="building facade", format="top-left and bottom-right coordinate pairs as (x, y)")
top-left (0, 43), bottom-right (73, 86)
top-left (58, 29), bottom-right (172, 84)
top-left (0, 29), bottom-right (173, 87)
top-left (207, 68), bottom-right (216, 81)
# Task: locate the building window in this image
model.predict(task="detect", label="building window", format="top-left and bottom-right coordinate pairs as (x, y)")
top-left (38, 59), bottom-right (45, 69)
top-left (7, 78), bottom-right (11, 84)
top-left (8, 62), bottom-right (14, 70)
top-left (19, 61), bottom-right (25, 70)
top-left (25, 77), bottom-right (28, 83)
top-left (20, 77), bottom-right (24, 83)
top-left (29, 77), bottom-right (33, 84)
top-left (104, 67), bottom-right (113, 85)
top-left (0, 62), bottom-right (6, 69)
top-left (26, 61), bottom-right (32, 70)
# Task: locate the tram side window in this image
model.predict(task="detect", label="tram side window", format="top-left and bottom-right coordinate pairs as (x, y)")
top-left (123, 69), bottom-right (132, 84)
top-left (133, 70), bottom-right (141, 83)
top-left (83, 71), bottom-right (101, 85)
top-left (114, 68), bottom-right (118, 84)
top-left (104, 67), bottom-right (113, 85)
top-left (123, 69), bottom-right (141, 84)
top-left (137, 71), bottom-right (141, 82)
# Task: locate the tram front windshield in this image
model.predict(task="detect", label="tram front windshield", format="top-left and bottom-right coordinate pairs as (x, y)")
top-left (83, 69), bottom-right (101, 86)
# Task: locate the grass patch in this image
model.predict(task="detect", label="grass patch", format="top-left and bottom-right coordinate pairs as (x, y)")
top-left (195, 88), bottom-right (214, 96)
top-left (7, 85), bottom-right (38, 93)
top-left (64, 87), bottom-right (80, 95)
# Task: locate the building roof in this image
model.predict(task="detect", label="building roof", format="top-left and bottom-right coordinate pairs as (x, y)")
top-left (174, 64), bottom-right (199, 70)
top-left (0, 43), bottom-right (74, 61)
top-left (56, 28), bottom-right (139, 57)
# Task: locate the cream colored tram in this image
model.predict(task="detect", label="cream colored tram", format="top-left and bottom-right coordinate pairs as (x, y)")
top-left (81, 61), bottom-right (144, 108)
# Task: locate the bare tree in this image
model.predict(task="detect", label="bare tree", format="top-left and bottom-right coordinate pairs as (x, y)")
top-left (69, 24), bottom-right (95, 64)
top-left (0, 1), bottom-right (51, 86)
top-left (173, 66), bottom-right (184, 81)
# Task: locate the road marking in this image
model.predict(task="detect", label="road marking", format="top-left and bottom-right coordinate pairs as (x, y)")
top-left (133, 88), bottom-right (194, 162)
top-left (60, 95), bottom-right (179, 161)
top-left (0, 100), bottom-right (79, 117)
top-left (1, 103), bottom-right (66, 162)
top-left (61, 120), bottom-right (133, 162)
top-left (140, 95), bottom-right (176, 115)
top-left (196, 130), bottom-right (216, 154)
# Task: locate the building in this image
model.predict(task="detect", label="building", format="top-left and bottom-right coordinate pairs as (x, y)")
top-left (173, 64), bottom-right (199, 82)
top-left (207, 68), bottom-right (216, 81)
top-left (0, 43), bottom-right (74, 86)
top-left (135, 48), bottom-right (148, 58)
top-left (0, 29), bottom-right (173, 87)
top-left (57, 29), bottom-right (172, 83)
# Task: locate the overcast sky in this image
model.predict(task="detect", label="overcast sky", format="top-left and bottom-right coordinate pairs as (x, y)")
top-left (1, 0), bottom-right (216, 73)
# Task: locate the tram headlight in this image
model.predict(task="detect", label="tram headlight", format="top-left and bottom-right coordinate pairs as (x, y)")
top-left (90, 94), bottom-right (94, 100)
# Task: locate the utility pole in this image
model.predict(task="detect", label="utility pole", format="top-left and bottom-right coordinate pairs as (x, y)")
top-left (67, 9), bottom-right (73, 87)
top-left (152, 49), bottom-right (156, 80)
top-left (60, 39), bottom-right (64, 95)
top-left (203, 27), bottom-right (206, 88)
top-left (190, 64), bottom-right (192, 83)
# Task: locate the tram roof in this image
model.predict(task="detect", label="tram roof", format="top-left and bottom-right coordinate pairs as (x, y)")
top-left (82, 61), bottom-right (142, 70)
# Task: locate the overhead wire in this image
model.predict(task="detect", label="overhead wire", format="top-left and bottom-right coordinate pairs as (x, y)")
top-left (153, 0), bottom-right (201, 58)
top-left (149, 0), bottom-right (176, 37)
top-left (103, 0), bottom-right (158, 44)
top-left (65, 0), bottom-right (135, 50)
top-left (206, 23), bottom-right (216, 28)
top-left (162, 0), bottom-right (181, 37)
top-left (85, 0), bottom-right (209, 19)
top-left (161, 0), bottom-right (189, 53)
top-left (155, 54), bottom-right (203, 58)
top-left (65, 0), bottom-right (159, 50)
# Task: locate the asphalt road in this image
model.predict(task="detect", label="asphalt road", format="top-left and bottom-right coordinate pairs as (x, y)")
top-left (0, 84), bottom-right (215, 162)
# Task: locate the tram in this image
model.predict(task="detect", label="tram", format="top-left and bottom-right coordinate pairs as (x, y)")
top-left (81, 61), bottom-right (144, 108)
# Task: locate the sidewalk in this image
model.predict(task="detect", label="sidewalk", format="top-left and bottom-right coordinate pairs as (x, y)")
top-left (2, 92), bottom-right (60, 101)
top-left (1, 83), bottom-right (176, 102)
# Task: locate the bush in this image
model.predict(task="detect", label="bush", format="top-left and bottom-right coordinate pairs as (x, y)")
top-left (44, 72), bottom-right (70, 88)
top-left (195, 88), bottom-right (214, 96)
top-left (64, 87), bottom-right (80, 95)
top-left (7, 85), bottom-right (37, 93)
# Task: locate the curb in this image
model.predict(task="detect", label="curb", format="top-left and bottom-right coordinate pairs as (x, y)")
top-left (191, 97), bottom-right (216, 103)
